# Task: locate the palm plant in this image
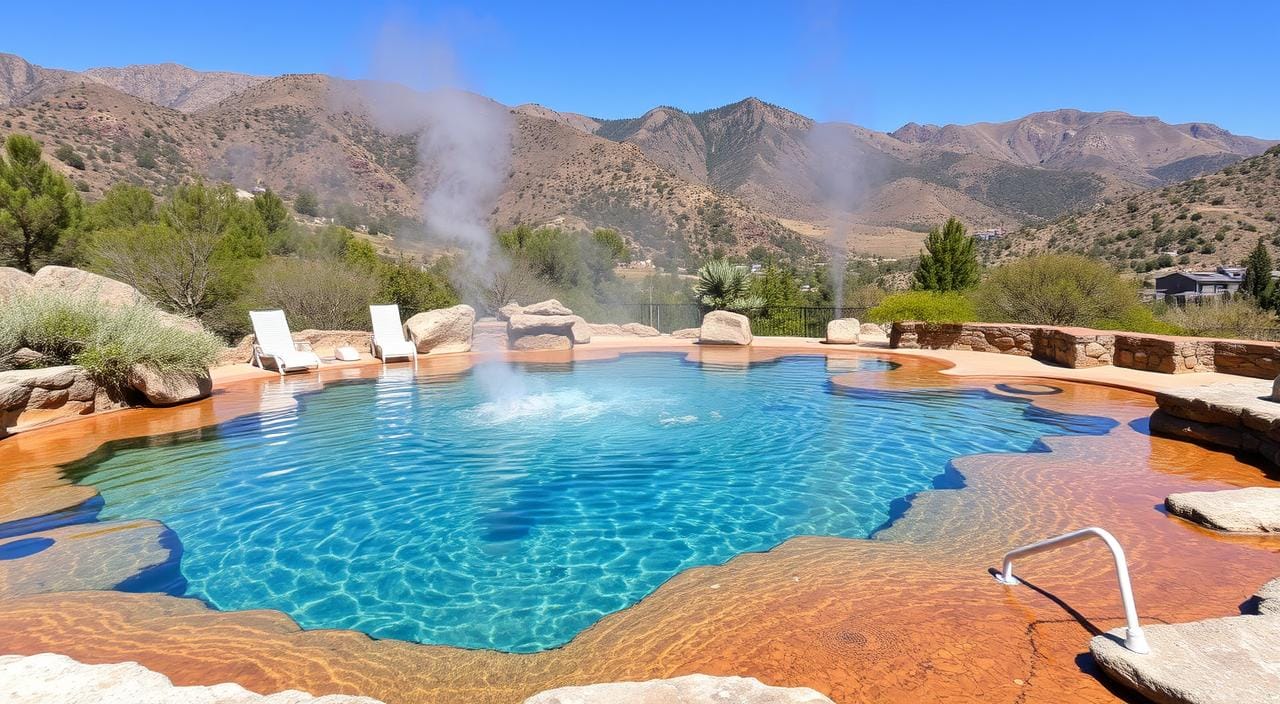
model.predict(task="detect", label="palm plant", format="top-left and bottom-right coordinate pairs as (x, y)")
top-left (694, 259), bottom-right (765, 311)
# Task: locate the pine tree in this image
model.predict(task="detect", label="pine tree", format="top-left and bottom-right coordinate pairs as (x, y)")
top-left (913, 217), bottom-right (980, 292)
top-left (0, 134), bottom-right (83, 272)
top-left (1241, 237), bottom-right (1273, 300)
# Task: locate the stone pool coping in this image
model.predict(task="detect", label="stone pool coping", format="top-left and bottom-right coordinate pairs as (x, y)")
top-left (3, 340), bottom-right (1279, 704)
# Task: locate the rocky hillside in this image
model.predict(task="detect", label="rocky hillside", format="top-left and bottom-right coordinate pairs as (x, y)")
top-left (891, 108), bottom-right (1274, 188)
top-left (0, 67), bottom-right (804, 264)
top-left (1, 52), bottom-right (1274, 262)
top-left (83, 63), bottom-right (266, 112)
top-left (995, 146), bottom-right (1280, 272)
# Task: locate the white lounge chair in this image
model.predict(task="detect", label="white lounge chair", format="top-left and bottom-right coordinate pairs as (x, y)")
top-left (369, 304), bottom-right (417, 367)
top-left (249, 310), bottom-right (322, 376)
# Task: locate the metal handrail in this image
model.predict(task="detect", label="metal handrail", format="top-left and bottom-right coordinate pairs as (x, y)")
top-left (996, 527), bottom-right (1150, 654)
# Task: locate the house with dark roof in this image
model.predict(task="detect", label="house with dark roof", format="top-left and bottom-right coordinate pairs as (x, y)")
top-left (1154, 266), bottom-right (1246, 301)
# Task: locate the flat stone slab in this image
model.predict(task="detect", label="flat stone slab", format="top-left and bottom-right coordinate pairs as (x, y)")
top-left (1256, 577), bottom-right (1280, 615)
top-left (1165, 487), bottom-right (1280, 533)
top-left (523, 675), bottom-right (834, 704)
top-left (1090, 613), bottom-right (1280, 704)
top-left (1155, 380), bottom-right (1278, 431)
top-left (0, 652), bottom-right (382, 703)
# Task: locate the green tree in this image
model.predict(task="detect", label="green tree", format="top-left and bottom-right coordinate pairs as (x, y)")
top-left (913, 217), bottom-right (979, 292)
top-left (591, 228), bottom-right (629, 263)
top-left (694, 259), bottom-right (764, 311)
top-left (973, 254), bottom-right (1139, 326)
top-left (294, 189), bottom-right (319, 217)
top-left (253, 189), bottom-right (290, 235)
top-left (86, 184), bottom-right (156, 230)
top-left (1241, 237), bottom-right (1273, 301)
top-left (750, 265), bottom-right (803, 309)
top-left (0, 134), bottom-right (84, 272)
top-left (90, 182), bottom-right (267, 317)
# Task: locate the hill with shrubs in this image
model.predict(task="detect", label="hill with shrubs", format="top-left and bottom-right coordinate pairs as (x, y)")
top-left (994, 146), bottom-right (1280, 274)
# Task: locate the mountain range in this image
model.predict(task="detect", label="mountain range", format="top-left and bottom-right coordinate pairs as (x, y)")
top-left (1, 52), bottom-right (1274, 263)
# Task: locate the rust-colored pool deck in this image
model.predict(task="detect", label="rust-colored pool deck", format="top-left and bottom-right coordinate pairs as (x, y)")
top-left (1, 337), bottom-right (1277, 703)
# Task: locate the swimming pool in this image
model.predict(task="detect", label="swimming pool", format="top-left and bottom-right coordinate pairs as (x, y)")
top-left (67, 353), bottom-right (1116, 652)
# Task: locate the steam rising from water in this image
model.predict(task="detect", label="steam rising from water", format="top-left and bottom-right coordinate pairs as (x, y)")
top-left (806, 123), bottom-right (864, 307)
top-left (361, 15), bottom-right (519, 402)
top-left (361, 18), bottom-right (513, 305)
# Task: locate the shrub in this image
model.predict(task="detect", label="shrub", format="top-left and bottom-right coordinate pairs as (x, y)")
top-left (1092, 306), bottom-right (1182, 335)
top-left (866, 291), bottom-right (976, 324)
top-left (245, 258), bottom-right (382, 330)
top-left (0, 294), bottom-right (222, 387)
top-left (973, 254), bottom-right (1140, 327)
top-left (1159, 300), bottom-right (1279, 339)
top-left (54, 144), bottom-right (85, 170)
top-left (694, 259), bottom-right (764, 311)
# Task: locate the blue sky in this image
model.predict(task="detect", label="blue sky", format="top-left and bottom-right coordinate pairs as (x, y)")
top-left (9, 1), bottom-right (1278, 137)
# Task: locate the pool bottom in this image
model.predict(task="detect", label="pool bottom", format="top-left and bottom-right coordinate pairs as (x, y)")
top-left (0, 347), bottom-right (1277, 704)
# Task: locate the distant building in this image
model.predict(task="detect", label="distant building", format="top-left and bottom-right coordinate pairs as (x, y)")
top-left (1154, 266), bottom-right (1248, 302)
top-left (974, 228), bottom-right (1005, 241)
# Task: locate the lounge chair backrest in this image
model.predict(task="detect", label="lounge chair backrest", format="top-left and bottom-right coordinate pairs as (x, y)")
top-left (370, 304), bottom-right (407, 344)
top-left (250, 310), bottom-right (296, 355)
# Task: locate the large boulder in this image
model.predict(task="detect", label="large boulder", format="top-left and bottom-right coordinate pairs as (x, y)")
top-left (30, 266), bottom-right (203, 333)
top-left (511, 334), bottom-right (573, 351)
top-left (569, 316), bottom-right (592, 344)
top-left (523, 299), bottom-right (572, 316)
top-left (497, 302), bottom-right (525, 322)
top-left (825, 318), bottom-right (859, 344)
top-left (0, 365), bottom-right (120, 437)
top-left (524, 675), bottom-right (834, 704)
top-left (405, 304), bottom-right (476, 355)
top-left (1165, 487), bottom-right (1280, 533)
top-left (508, 313), bottom-right (575, 350)
top-left (128, 366), bottom-right (213, 406)
top-left (860, 322), bottom-right (888, 339)
top-left (586, 322), bottom-right (662, 338)
top-left (32, 265), bottom-right (142, 306)
top-left (1089, 613), bottom-right (1280, 704)
top-left (0, 267), bottom-right (33, 302)
top-left (699, 310), bottom-right (752, 346)
top-left (0, 652), bottom-right (384, 704)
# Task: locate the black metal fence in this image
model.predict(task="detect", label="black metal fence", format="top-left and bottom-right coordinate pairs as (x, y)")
top-left (617, 304), bottom-right (869, 337)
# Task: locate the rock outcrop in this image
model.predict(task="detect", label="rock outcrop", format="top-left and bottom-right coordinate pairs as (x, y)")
top-left (0, 652), bottom-right (383, 703)
top-left (403, 305), bottom-right (476, 355)
top-left (1089, 608), bottom-right (1280, 704)
top-left (523, 675), bottom-right (834, 704)
top-left (859, 323), bottom-right (887, 338)
top-left (0, 365), bottom-right (124, 438)
top-left (1150, 379), bottom-right (1280, 467)
top-left (1257, 577), bottom-right (1280, 615)
top-left (699, 311), bottom-right (753, 346)
top-left (508, 313), bottom-right (576, 351)
top-left (587, 322), bottom-right (662, 337)
top-left (569, 316), bottom-right (593, 344)
top-left (824, 318), bottom-right (859, 344)
top-left (0, 267), bottom-right (33, 301)
top-left (128, 366), bottom-right (213, 406)
top-left (671, 327), bottom-right (700, 339)
top-left (30, 266), bottom-right (202, 333)
top-left (1164, 487), bottom-right (1280, 533)
top-left (523, 299), bottom-right (572, 316)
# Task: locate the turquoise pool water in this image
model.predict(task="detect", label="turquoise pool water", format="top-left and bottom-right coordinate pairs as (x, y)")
top-left (69, 354), bottom-right (1115, 652)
